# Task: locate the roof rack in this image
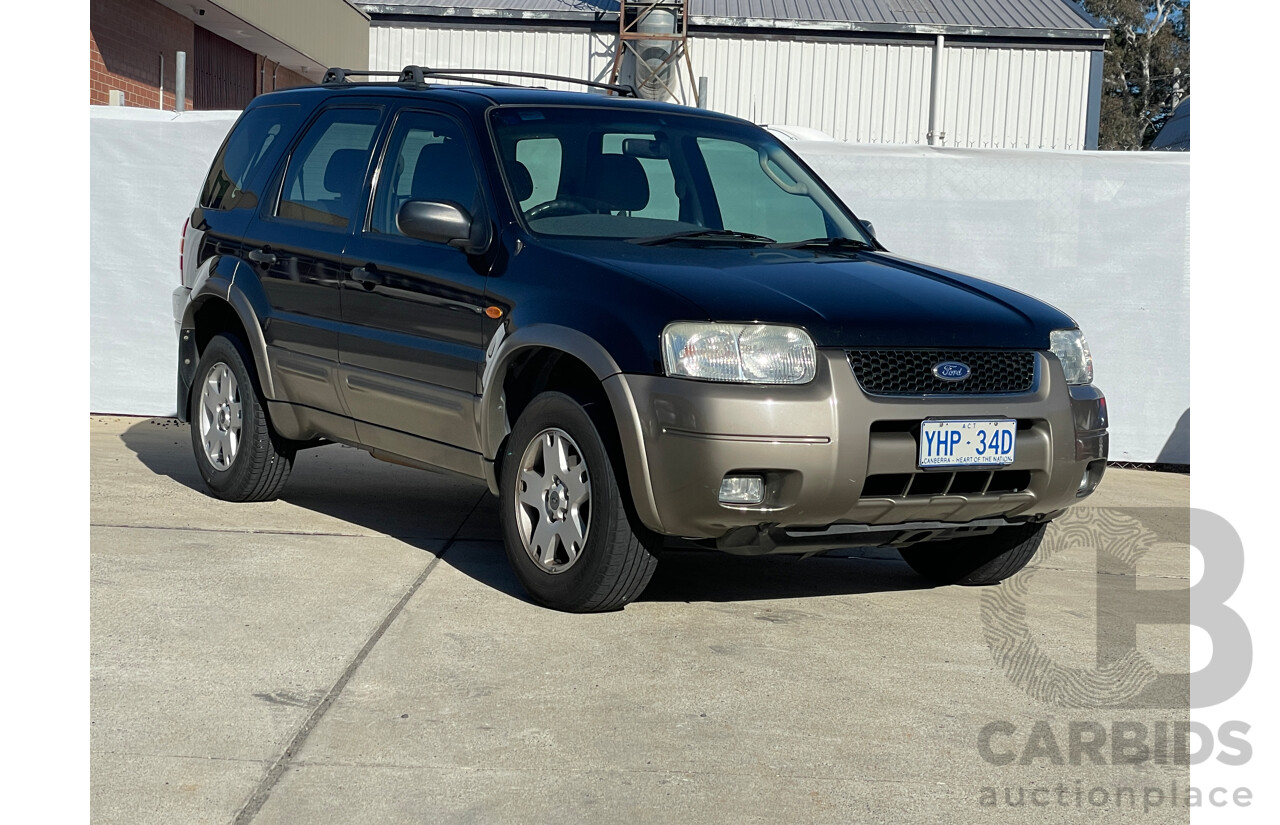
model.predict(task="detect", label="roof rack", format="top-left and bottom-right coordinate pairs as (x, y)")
top-left (320, 65), bottom-right (638, 98)
top-left (320, 68), bottom-right (400, 85)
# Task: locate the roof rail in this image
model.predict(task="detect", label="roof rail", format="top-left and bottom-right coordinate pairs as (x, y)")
top-left (320, 68), bottom-right (402, 85)
top-left (320, 65), bottom-right (638, 97)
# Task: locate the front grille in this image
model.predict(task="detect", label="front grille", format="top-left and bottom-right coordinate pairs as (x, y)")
top-left (848, 349), bottom-right (1036, 396)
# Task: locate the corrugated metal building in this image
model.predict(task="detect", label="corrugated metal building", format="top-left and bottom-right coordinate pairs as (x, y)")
top-left (359, 0), bottom-right (1108, 149)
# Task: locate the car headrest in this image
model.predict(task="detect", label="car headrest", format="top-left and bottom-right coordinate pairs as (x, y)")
top-left (412, 140), bottom-right (478, 209)
top-left (586, 154), bottom-right (649, 213)
top-left (323, 149), bottom-right (367, 201)
top-left (507, 161), bottom-right (534, 203)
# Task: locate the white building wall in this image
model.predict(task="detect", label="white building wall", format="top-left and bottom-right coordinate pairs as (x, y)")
top-left (686, 36), bottom-right (933, 145)
top-left (941, 46), bottom-right (1092, 150)
top-left (371, 23), bottom-right (1094, 150)
top-left (369, 24), bottom-right (617, 90)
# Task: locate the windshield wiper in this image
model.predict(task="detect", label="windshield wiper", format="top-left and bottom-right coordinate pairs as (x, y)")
top-left (767, 237), bottom-right (874, 251)
top-left (630, 229), bottom-right (777, 246)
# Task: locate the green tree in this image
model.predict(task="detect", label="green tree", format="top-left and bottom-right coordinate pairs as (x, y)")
top-left (1082, 1), bottom-right (1191, 149)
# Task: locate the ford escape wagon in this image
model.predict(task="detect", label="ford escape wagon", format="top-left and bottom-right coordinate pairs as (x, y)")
top-left (173, 67), bottom-right (1108, 612)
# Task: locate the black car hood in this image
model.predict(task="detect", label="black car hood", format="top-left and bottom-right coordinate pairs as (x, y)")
top-left (544, 241), bottom-right (1074, 349)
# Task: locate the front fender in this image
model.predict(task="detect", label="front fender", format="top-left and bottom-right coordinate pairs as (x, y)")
top-left (477, 323), bottom-right (624, 462)
top-left (475, 323), bottom-right (666, 530)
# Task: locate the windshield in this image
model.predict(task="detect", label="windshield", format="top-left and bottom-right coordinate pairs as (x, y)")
top-left (489, 106), bottom-right (869, 245)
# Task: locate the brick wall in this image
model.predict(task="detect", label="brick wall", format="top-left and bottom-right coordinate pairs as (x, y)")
top-left (254, 56), bottom-right (313, 95)
top-left (90, 0), bottom-right (316, 110)
top-left (90, 0), bottom-right (194, 110)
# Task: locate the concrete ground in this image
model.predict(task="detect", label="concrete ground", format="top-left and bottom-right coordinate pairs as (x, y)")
top-left (91, 416), bottom-right (1192, 824)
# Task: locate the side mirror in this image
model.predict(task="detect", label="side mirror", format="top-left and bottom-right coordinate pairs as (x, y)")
top-left (397, 200), bottom-right (474, 249)
top-left (859, 219), bottom-right (877, 240)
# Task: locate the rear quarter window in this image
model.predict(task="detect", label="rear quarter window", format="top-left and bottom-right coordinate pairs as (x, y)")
top-left (201, 104), bottom-right (301, 211)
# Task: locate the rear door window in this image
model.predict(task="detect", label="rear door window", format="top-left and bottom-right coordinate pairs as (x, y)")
top-left (275, 107), bottom-right (382, 229)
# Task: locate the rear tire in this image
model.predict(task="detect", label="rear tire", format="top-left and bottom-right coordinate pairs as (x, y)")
top-left (499, 392), bottom-right (660, 612)
top-left (189, 333), bottom-right (294, 501)
top-left (898, 522), bottom-right (1047, 585)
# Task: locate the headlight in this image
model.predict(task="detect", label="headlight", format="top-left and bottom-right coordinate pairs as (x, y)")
top-left (1049, 328), bottom-right (1093, 385)
top-left (663, 322), bottom-right (817, 384)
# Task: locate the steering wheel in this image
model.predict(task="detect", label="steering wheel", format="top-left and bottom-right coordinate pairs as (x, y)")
top-left (524, 197), bottom-right (605, 221)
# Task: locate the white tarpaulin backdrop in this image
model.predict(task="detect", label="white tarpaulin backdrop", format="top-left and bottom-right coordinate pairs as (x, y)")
top-left (794, 141), bottom-right (1191, 464)
top-left (91, 108), bottom-right (241, 419)
top-left (89, 108), bottom-right (1189, 463)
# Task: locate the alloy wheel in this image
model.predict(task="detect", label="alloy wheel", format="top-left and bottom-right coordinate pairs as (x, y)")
top-left (198, 361), bottom-right (243, 470)
top-left (514, 427), bottom-right (592, 573)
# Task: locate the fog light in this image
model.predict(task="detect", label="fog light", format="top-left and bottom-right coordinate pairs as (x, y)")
top-left (719, 475), bottom-right (765, 505)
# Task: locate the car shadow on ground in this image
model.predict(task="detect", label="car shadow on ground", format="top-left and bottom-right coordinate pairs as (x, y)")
top-left (118, 416), bottom-right (493, 540)
top-left (118, 417), bottom-right (934, 606)
top-left (638, 546), bottom-right (932, 603)
top-left (437, 538), bottom-right (933, 606)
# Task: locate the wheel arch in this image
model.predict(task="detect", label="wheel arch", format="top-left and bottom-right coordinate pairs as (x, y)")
top-left (480, 325), bottom-right (622, 462)
top-left (177, 258), bottom-right (276, 421)
top-left (479, 325), bottom-right (665, 534)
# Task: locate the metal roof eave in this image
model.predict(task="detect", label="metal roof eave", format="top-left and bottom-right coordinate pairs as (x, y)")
top-left (371, 6), bottom-right (613, 22)
top-left (362, 3), bottom-right (613, 20)
top-left (364, 5), bottom-right (1108, 41)
top-left (690, 17), bottom-right (1109, 40)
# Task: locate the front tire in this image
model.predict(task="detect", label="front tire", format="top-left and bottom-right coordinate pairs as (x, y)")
top-left (189, 333), bottom-right (294, 501)
top-left (898, 522), bottom-right (1047, 585)
top-left (499, 392), bottom-right (660, 612)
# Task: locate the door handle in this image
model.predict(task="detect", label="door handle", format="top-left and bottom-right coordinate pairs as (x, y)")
top-left (351, 265), bottom-right (382, 289)
top-left (247, 248), bottom-right (277, 265)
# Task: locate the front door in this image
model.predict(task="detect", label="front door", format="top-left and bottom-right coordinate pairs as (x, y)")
top-left (338, 107), bottom-right (492, 462)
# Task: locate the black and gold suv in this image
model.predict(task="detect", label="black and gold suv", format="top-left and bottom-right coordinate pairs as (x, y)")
top-left (173, 67), bottom-right (1108, 612)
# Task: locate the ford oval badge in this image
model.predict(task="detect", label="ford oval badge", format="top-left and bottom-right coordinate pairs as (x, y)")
top-left (932, 361), bottom-right (971, 381)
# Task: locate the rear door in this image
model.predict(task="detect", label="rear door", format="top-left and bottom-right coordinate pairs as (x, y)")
top-left (244, 103), bottom-right (386, 428)
top-left (337, 106), bottom-right (492, 459)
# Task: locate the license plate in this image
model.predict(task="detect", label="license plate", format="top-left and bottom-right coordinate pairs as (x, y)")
top-left (919, 419), bottom-right (1016, 468)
